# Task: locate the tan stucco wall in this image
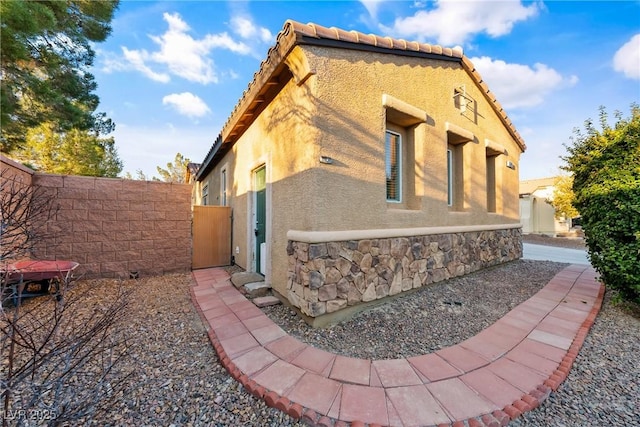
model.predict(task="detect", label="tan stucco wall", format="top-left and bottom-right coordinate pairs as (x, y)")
top-left (203, 63), bottom-right (320, 290)
top-left (303, 46), bottom-right (522, 232)
top-left (520, 192), bottom-right (570, 236)
top-left (200, 45), bottom-right (523, 297)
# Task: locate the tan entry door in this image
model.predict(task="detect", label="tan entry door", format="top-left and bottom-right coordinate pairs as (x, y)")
top-left (192, 206), bottom-right (231, 269)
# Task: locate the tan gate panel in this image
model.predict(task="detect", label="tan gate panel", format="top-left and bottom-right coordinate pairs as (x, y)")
top-left (192, 206), bottom-right (231, 269)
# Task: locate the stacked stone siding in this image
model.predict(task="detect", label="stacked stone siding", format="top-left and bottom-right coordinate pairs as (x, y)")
top-left (30, 174), bottom-right (192, 278)
top-left (287, 228), bottom-right (522, 318)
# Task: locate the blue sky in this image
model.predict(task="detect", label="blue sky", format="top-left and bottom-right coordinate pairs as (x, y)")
top-left (93, 0), bottom-right (640, 180)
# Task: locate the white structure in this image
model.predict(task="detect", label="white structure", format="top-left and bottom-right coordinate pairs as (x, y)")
top-left (519, 177), bottom-right (571, 236)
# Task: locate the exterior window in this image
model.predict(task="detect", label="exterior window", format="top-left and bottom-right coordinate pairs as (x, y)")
top-left (486, 155), bottom-right (497, 212)
top-left (221, 168), bottom-right (227, 206)
top-left (447, 143), bottom-right (465, 210)
top-left (202, 184), bottom-right (209, 206)
top-left (385, 130), bottom-right (402, 202)
top-left (447, 149), bottom-right (453, 206)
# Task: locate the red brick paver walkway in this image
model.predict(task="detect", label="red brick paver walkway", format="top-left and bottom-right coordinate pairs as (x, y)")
top-left (190, 265), bottom-right (604, 426)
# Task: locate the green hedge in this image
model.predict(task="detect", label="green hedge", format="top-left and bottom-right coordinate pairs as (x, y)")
top-left (565, 106), bottom-right (640, 303)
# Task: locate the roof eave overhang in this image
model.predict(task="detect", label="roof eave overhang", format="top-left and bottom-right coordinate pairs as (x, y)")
top-left (295, 35), bottom-right (462, 63)
top-left (196, 27), bottom-right (301, 182)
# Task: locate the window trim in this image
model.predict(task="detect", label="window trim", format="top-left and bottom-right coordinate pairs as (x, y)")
top-left (486, 154), bottom-right (497, 213)
top-left (221, 167), bottom-right (228, 206)
top-left (385, 130), bottom-right (402, 203)
top-left (447, 148), bottom-right (453, 207)
top-left (202, 183), bottom-right (209, 206)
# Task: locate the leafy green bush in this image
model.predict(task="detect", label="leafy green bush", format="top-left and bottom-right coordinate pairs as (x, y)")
top-left (564, 105), bottom-right (640, 303)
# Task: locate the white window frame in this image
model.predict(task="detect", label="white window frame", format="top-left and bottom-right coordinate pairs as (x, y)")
top-left (202, 184), bottom-right (209, 206)
top-left (221, 167), bottom-right (228, 206)
top-left (385, 130), bottom-right (402, 203)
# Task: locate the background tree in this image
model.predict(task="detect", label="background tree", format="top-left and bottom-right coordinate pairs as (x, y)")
top-left (13, 122), bottom-right (123, 177)
top-left (550, 174), bottom-right (579, 221)
top-left (156, 152), bottom-right (191, 183)
top-left (122, 169), bottom-right (149, 181)
top-left (563, 105), bottom-right (640, 303)
top-left (1, 0), bottom-right (118, 152)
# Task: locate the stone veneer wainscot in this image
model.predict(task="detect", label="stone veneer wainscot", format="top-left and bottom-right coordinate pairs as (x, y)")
top-left (286, 225), bottom-right (522, 319)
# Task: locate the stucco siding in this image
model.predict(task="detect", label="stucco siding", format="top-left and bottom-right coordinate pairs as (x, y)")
top-left (199, 44), bottom-right (524, 299)
top-left (302, 46), bottom-right (522, 231)
top-left (203, 73), bottom-right (320, 292)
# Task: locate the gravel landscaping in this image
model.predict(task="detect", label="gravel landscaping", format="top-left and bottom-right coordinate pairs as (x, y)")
top-left (2, 273), bottom-right (302, 427)
top-left (3, 254), bottom-right (638, 426)
top-left (263, 260), bottom-right (566, 359)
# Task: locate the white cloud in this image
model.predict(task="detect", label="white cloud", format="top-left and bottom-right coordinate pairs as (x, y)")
top-left (613, 34), bottom-right (640, 79)
top-left (360, 0), bottom-right (386, 19)
top-left (162, 92), bottom-right (211, 118)
top-left (384, 0), bottom-right (541, 46)
top-left (148, 12), bottom-right (251, 84)
top-left (100, 48), bottom-right (170, 83)
top-left (470, 56), bottom-right (578, 109)
top-left (231, 15), bottom-right (273, 43)
top-left (121, 47), bottom-right (170, 83)
top-left (260, 28), bottom-right (273, 43)
top-left (103, 12), bottom-right (252, 84)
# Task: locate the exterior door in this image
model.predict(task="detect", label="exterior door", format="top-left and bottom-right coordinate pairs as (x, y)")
top-left (254, 165), bottom-right (266, 274)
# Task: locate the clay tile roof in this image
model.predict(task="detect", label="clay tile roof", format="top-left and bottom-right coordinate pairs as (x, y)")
top-left (197, 20), bottom-right (525, 180)
top-left (358, 32), bottom-right (377, 46)
top-left (335, 27), bottom-right (358, 44)
top-left (308, 23), bottom-right (335, 39)
top-left (406, 40), bottom-right (420, 52)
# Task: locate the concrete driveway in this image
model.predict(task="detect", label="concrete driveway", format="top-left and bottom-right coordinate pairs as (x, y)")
top-left (523, 243), bottom-right (590, 265)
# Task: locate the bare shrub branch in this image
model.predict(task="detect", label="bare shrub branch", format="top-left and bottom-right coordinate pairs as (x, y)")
top-left (1, 167), bottom-right (134, 426)
top-left (0, 168), bottom-right (58, 263)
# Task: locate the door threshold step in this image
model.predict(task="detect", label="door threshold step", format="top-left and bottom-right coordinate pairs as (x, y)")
top-left (231, 272), bottom-right (264, 289)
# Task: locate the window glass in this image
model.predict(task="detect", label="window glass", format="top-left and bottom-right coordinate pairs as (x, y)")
top-left (221, 169), bottom-right (227, 206)
top-left (202, 184), bottom-right (209, 206)
top-left (385, 131), bottom-right (401, 202)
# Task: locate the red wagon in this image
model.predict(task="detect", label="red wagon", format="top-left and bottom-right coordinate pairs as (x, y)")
top-left (1, 260), bottom-right (79, 305)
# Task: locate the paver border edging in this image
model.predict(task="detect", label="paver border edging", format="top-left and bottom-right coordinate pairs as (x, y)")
top-left (189, 266), bottom-right (605, 427)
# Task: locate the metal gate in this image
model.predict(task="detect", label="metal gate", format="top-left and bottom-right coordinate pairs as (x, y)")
top-left (192, 206), bottom-right (232, 269)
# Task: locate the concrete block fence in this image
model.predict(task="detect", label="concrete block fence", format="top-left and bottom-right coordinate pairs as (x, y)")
top-left (2, 156), bottom-right (192, 278)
